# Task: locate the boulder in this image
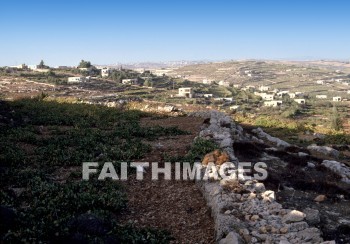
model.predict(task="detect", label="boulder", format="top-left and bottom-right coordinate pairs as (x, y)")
top-left (252, 127), bottom-right (291, 148)
top-left (297, 227), bottom-right (323, 243)
top-left (304, 208), bottom-right (320, 225)
top-left (219, 231), bottom-right (244, 244)
top-left (282, 210), bottom-right (306, 223)
top-left (307, 145), bottom-right (340, 159)
top-left (321, 160), bottom-right (350, 184)
top-left (261, 190), bottom-right (275, 202)
top-left (314, 195), bottom-right (327, 202)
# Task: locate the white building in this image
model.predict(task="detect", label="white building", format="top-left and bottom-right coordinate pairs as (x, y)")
top-left (122, 78), bottom-right (138, 85)
top-left (333, 97), bottom-right (342, 102)
top-left (68, 76), bottom-right (85, 83)
top-left (262, 94), bottom-right (274, 101)
top-left (203, 94), bottom-right (213, 98)
top-left (294, 99), bottom-right (306, 104)
top-left (28, 65), bottom-right (39, 70)
top-left (259, 86), bottom-right (270, 92)
top-left (203, 79), bottom-right (213, 85)
top-left (56, 66), bottom-right (70, 69)
top-left (218, 80), bottom-right (230, 87)
top-left (316, 80), bottom-right (325, 85)
top-left (101, 67), bottom-right (111, 77)
top-left (316, 95), bottom-right (327, 99)
top-left (242, 85), bottom-right (255, 91)
top-left (79, 67), bottom-right (93, 72)
top-left (255, 92), bottom-right (274, 101)
top-left (276, 91), bottom-right (290, 97)
top-left (178, 87), bottom-right (193, 98)
top-left (264, 100), bottom-right (282, 107)
top-left (229, 105), bottom-right (240, 110)
top-left (288, 93), bottom-right (296, 99)
top-left (10, 64), bottom-right (27, 69)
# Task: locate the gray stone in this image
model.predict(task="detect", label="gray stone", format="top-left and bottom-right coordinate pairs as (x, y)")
top-left (288, 221), bottom-right (309, 232)
top-left (298, 152), bottom-right (309, 157)
top-left (279, 240), bottom-right (291, 244)
top-left (297, 227), bottom-right (323, 243)
top-left (252, 127), bottom-right (291, 148)
top-left (219, 231), bottom-right (244, 244)
top-left (244, 181), bottom-right (266, 193)
top-left (220, 137), bottom-right (233, 148)
top-left (307, 162), bottom-right (316, 168)
top-left (321, 160), bottom-right (350, 184)
top-left (307, 145), bottom-right (340, 158)
top-left (304, 208), bottom-right (320, 225)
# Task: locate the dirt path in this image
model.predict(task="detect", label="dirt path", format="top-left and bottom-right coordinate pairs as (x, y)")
top-left (119, 117), bottom-right (215, 243)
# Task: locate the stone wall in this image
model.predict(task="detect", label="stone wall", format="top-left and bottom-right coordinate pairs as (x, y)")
top-left (190, 111), bottom-right (332, 244)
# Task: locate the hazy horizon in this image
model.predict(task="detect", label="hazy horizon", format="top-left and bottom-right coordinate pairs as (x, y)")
top-left (1, 0), bottom-right (350, 66)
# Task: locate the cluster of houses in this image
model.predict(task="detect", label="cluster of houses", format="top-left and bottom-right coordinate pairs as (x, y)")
top-left (9, 64), bottom-right (50, 73)
top-left (202, 79), bottom-right (231, 87)
top-left (316, 78), bottom-right (350, 86)
top-left (241, 84), bottom-right (346, 107)
top-left (249, 85), bottom-right (306, 107)
top-left (174, 82), bottom-right (347, 109)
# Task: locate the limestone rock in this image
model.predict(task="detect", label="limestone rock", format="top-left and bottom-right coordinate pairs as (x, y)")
top-left (219, 231), bottom-right (244, 244)
top-left (314, 195), bottom-right (326, 202)
top-left (261, 190), bottom-right (275, 202)
top-left (252, 127), bottom-right (291, 148)
top-left (307, 145), bottom-right (340, 158)
top-left (282, 210), bottom-right (306, 223)
top-left (321, 160), bottom-right (350, 184)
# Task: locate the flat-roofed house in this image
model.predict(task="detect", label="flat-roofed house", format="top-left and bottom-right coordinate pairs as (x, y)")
top-left (101, 67), bottom-right (111, 77)
top-left (264, 100), bottom-right (282, 107)
top-left (122, 78), bottom-right (138, 85)
top-left (68, 76), bottom-right (86, 83)
top-left (316, 95), bottom-right (327, 99)
top-left (259, 85), bottom-right (270, 92)
top-left (218, 80), bottom-right (230, 87)
top-left (333, 96), bottom-right (342, 102)
top-left (294, 98), bottom-right (306, 104)
top-left (178, 87), bottom-right (193, 98)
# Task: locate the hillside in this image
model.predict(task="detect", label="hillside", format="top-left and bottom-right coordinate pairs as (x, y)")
top-left (170, 60), bottom-right (350, 97)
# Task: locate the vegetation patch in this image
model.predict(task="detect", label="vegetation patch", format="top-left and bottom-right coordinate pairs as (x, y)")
top-left (0, 99), bottom-right (187, 243)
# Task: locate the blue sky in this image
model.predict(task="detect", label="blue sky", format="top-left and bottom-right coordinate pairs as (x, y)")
top-left (1, 0), bottom-right (349, 66)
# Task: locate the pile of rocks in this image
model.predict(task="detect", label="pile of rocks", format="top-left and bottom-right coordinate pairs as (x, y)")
top-left (190, 111), bottom-right (333, 244)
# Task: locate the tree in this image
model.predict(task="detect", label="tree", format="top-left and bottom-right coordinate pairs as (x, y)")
top-left (144, 78), bottom-right (152, 87)
top-left (331, 105), bottom-right (343, 131)
top-left (78, 60), bottom-right (92, 68)
top-left (38, 60), bottom-right (48, 69)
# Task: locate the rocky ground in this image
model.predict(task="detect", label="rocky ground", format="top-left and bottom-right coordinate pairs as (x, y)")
top-left (191, 110), bottom-right (350, 244)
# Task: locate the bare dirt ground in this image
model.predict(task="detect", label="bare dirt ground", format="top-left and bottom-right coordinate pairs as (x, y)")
top-left (119, 117), bottom-right (216, 243)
